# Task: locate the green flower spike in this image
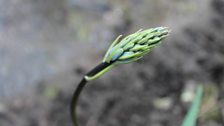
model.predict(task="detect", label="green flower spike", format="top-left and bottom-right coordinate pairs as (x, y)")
top-left (70, 27), bottom-right (170, 126)
top-left (85, 27), bottom-right (170, 81)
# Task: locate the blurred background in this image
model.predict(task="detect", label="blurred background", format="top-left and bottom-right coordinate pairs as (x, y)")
top-left (0, 0), bottom-right (224, 126)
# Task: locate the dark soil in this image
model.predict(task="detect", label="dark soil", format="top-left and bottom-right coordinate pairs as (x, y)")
top-left (1, 0), bottom-right (224, 126)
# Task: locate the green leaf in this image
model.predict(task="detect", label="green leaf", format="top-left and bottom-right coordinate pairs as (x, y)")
top-left (181, 85), bottom-right (203, 126)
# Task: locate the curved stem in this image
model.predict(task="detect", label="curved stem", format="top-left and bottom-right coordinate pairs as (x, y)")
top-left (70, 62), bottom-right (113, 126)
top-left (70, 78), bottom-right (87, 126)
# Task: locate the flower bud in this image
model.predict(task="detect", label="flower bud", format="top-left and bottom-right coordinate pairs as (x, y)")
top-left (103, 27), bottom-right (170, 64)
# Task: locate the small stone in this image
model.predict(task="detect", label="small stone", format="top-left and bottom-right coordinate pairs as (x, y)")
top-left (153, 97), bottom-right (173, 110)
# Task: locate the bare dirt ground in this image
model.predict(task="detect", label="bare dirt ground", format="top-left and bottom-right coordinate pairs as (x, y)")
top-left (0, 0), bottom-right (224, 126)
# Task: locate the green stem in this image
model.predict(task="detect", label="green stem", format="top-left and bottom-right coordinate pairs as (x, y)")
top-left (70, 78), bottom-right (87, 126)
top-left (70, 62), bottom-right (113, 126)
